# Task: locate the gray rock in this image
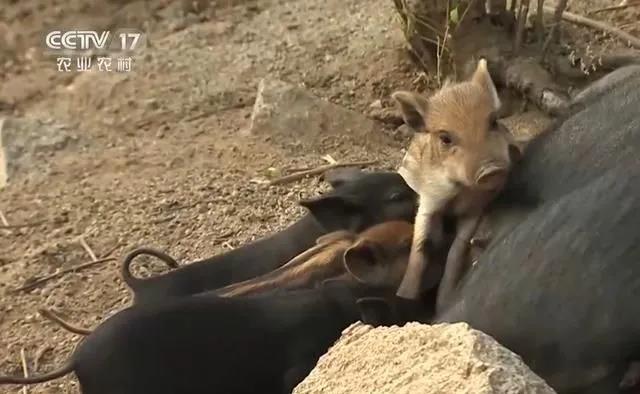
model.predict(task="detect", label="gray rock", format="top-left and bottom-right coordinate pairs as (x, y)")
top-left (246, 78), bottom-right (379, 146)
top-left (394, 124), bottom-right (415, 139)
top-left (0, 116), bottom-right (80, 188)
top-left (368, 107), bottom-right (404, 126)
top-left (369, 99), bottom-right (383, 109)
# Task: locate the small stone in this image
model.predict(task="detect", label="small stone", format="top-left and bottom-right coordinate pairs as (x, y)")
top-left (394, 124), bottom-right (415, 139)
top-left (369, 99), bottom-right (383, 109)
top-left (368, 107), bottom-right (404, 127)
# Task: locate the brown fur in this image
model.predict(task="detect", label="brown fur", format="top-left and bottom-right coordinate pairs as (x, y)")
top-left (343, 221), bottom-right (414, 287)
top-left (216, 237), bottom-right (353, 297)
top-left (397, 61), bottom-right (517, 198)
top-left (216, 221), bottom-right (414, 297)
top-left (393, 59), bottom-right (523, 306)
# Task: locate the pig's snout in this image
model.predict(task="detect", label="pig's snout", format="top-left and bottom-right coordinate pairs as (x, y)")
top-left (475, 164), bottom-right (508, 190)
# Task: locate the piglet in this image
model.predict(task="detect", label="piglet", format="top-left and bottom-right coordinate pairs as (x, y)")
top-left (215, 221), bottom-right (414, 297)
top-left (392, 59), bottom-right (522, 310)
top-left (0, 281), bottom-right (422, 394)
top-left (435, 163), bottom-right (640, 394)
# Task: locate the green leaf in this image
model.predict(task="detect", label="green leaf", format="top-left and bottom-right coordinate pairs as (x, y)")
top-left (449, 6), bottom-right (459, 24)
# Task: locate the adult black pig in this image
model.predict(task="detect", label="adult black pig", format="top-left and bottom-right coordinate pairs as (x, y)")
top-left (492, 64), bottom-right (640, 238)
top-left (436, 165), bottom-right (640, 394)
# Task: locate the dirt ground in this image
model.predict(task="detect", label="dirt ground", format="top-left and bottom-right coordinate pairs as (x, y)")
top-left (0, 0), bottom-right (637, 393)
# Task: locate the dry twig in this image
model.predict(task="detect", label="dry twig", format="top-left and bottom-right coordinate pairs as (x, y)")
top-left (79, 236), bottom-right (98, 262)
top-left (537, 0), bottom-right (546, 44)
top-left (20, 348), bottom-right (28, 394)
top-left (284, 166), bottom-right (313, 173)
top-left (0, 220), bottom-right (47, 230)
top-left (150, 215), bottom-right (176, 225)
top-left (321, 154), bottom-right (338, 165)
top-left (33, 346), bottom-right (53, 372)
top-left (589, 1), bottom-right (640, 14)
top-left (619, 20), bottom-right (640, 29)
top-left (453, 0), bottom-right (479, 35)
top-left (544, 6), bottom-right (640, 49)
top-left (436, 1), bottom-right (452, 86)
top-left (269, 160), bottom-right (378, 186)
top-left (541, 0), bottom-right (569, 60)
top-left (0, 210), bottom-right (9, 226)
top-left (100, 243), bottom-right (120, 259)
top-left (13, 257), bottom-right (117, 292)
top-left (514, 0), bottom-right (531, 54)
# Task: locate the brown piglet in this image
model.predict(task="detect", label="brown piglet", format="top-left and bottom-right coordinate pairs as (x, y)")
top-left (392, 59), bottom-right (523, 309)
top-left (215, 221), bottom-right (414, 297)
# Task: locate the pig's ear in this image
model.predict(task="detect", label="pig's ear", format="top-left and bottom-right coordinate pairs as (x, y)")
top-left (391, 91), bottom-right (429, 131)
top-left (322, 168), bottom-right (363, 189)
top-left (471, 58), bottom-right (501, 112)
top-left (299, 194), bottom-right (362, 232)
top-left (356, 297), bottom-right (394, 327)
top-left (343, 239), bottom-right (384, 284)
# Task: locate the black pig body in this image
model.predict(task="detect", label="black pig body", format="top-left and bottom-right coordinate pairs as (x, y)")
top-left (438, 166), bottom-right (640, 393)
top-left (0, 282), bottom-right (411, 394)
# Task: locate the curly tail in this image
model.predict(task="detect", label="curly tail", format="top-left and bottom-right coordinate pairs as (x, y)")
top-left (120, 247), bottom-right (180, 289)
top-left (39, 308), bottom-right (92, 336)
top-left (0, 361), bottom-right (74, 385)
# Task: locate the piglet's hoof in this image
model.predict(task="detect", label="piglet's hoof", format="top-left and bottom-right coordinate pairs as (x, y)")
top-left (620, 362), bottom-right (640, 390)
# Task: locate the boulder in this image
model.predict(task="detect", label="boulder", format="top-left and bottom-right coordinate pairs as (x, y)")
top-left (294, 322), bottom-right (556, 394)
top-left (247, 78), bottom-right (380, 147)
top-left (0, 116), bottom-right (80, 188)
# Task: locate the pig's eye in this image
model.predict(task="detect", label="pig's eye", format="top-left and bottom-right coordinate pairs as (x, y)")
top-left (437, 131), bottom-right (454, 146)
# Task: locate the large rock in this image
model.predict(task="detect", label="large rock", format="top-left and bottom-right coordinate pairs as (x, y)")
top-left (294, 322), bottom-right (556, 394)
top-left (0, 116), bottom-right (80, 188)
top-left (247, 78), bottom-right (380, 147)
top-left (0, 22), bottom-right (17, 64)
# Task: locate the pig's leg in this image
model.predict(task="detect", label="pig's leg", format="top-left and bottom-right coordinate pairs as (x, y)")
top-left (356, 297), bottom-right (394, 326)
top-left (396, 241), bottom-right (430, 300)
top-left (436, 215), bottom-right (481, 313)
top-left (620, 362), bottom-right (640, 390)
top-left (429, 212), bottom-right (444, 246)
top-left (396, 201), bottom-right (440, 300)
